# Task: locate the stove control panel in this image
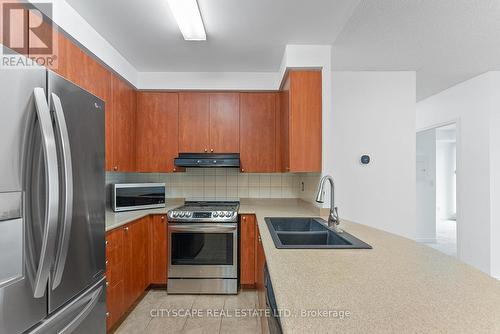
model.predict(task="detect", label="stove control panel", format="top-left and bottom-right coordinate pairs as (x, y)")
top-left (167, 209), bottom-right (238, 222)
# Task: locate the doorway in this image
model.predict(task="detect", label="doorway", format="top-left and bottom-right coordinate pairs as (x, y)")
top-left (416, 123), bottom-right (457, 257)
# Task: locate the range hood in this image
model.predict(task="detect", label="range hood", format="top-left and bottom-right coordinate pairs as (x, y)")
top-left (174, 153), bottom-right (240, 168)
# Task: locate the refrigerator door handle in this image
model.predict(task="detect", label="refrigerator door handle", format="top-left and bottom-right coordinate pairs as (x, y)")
top-left (50, 93), bottom-right (74, 290)
top-left (32, 87), bottom-right (60, 298)
top-left (58, 284), bottom-right (103, 334)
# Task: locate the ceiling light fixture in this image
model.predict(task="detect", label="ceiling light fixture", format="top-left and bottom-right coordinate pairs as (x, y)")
top-left (167, 0), bottom-right (206, 41)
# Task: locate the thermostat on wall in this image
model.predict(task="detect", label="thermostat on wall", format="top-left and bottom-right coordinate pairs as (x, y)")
top-left (360, 154), bottom-right (370, 165)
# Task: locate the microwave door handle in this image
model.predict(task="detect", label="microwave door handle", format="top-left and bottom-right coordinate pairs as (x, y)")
top-left (32, 87), bottom-right (60, 298)
top-left (50, 93), bottom-right (73, 290)
top-left (169, 224), bottom-right (237, 233)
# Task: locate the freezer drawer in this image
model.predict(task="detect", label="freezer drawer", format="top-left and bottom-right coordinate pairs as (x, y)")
top-left (28, 276), bottom-right (106, 334)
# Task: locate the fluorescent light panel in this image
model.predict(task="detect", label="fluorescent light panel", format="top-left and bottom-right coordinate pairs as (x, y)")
top-left (167, 0), bottom-right (206, 41)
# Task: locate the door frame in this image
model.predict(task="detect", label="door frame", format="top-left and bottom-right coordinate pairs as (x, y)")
top-left (416, 118), bottom-right (461, 259)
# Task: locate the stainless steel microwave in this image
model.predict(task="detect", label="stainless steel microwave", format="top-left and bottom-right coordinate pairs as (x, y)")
top-left (112, 183), bottom-right (166, 212)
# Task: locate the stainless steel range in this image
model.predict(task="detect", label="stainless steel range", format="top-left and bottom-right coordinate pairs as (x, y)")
top-left (167, 201), bottom-right (240, 294)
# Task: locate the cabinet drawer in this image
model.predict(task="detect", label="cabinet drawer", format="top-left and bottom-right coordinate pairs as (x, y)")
top-left (106, 280), bottom-right (124, 331)
top-left (106, 260), bottom-right (123, 287)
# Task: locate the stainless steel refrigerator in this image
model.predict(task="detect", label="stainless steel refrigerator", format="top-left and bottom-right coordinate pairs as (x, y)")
top-left (0, 58), bottom-right (106, 333)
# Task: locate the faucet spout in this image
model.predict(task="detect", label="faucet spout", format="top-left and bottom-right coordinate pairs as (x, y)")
top-left (315, 175), bottom-right (342, 232)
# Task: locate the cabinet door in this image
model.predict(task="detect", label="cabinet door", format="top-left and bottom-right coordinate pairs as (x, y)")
top-left (240, 215), bottom-right (256, 286)
top-left (123, 217), bottom-right (149, 308)
top-left (136, 93), bottom-right (179, 172)
top-left (149, 215), bottom-right (168, 285)
top-left (287, 70), bottom-right (322, 172)
top-left (179, 92), bottom-right (209, 153)
top-left (240, 93), bottom-right (276, 172)
top-left (209, 93), bottom-right (239, 153)
top-left (111, 75), bottom-right (136, 172)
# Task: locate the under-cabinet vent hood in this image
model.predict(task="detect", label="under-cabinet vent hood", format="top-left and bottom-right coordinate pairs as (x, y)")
top-left (174, 153), bottom-right (240, 168)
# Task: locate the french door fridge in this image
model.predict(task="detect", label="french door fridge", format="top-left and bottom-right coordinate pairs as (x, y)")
top-left (0, 61), bottom-right (106, 333)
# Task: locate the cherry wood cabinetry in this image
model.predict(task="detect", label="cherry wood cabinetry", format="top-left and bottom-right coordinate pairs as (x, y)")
top-left (123, 216), bottom-right (150, 307)
top-left (149, 215), bottom-right (168, 285)
top-left (136, 93), bottom-right (179, 172)
top-left (105, 217), bottom-right (150, 331)
top-left (179, 92), bottom-right (239, 153)
top-left (209, 93), bottom-right (240, 153)
top-left (240, 93), bottom-right (277, 172)
top-left (280, 70), bottom-right (322, 172)
top-left (105, 227), bottom-right (125, 331)
top-left (110, 75), bottom-right (136, 172)
top-left (179, 92), bottom-right (210, 153)
top-left (240, 214), bottom-right (256, 286)
top-left (106, 215), bottom-right (169, 332)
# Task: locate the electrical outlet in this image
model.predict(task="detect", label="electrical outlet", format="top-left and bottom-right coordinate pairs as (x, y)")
top-left (301, 181), bottom-right (305, 192)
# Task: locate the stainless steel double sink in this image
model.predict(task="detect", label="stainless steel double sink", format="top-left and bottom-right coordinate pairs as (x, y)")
top-left (265, 217), bottom-right (372, 249)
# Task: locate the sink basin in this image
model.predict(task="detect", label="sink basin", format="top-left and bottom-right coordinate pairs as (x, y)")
top-left (267, 218), bottom-right (327, 232)
top-left (265, 217), bottom-right (372, 249)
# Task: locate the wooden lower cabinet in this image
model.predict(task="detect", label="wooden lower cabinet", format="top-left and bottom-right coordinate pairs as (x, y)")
top-left (105, 226), bottom-right (125, 331)
top-left (149, 215), bottom-right (168, 285)
top-left (240, 214), bottom-right (256, 286)
top-left (124, 216), bottom-right (150, 307)
top-left (106, 280), bottom-right (124, 330)
top-left (105, 216), bottom-right (149, 331)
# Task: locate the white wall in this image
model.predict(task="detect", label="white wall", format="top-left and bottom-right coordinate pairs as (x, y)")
top-left (137, 71), bottom-right (279, 91)
top-left (330, 72), bottom-right (417, 239)
top-left (416, 129), bottom-right (437, 242)
top-left (417, 71), bottom-right (500, 277)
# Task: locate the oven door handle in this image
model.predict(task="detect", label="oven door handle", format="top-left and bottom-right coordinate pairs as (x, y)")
top-left (169, 224), bottom-right (237, 233)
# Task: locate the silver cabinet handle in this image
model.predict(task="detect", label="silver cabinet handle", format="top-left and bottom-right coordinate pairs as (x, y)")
top-left (32, 87), bottom-right (59, 298)
top-left (169, 224), bottom-right (237, 233)
top-left (51, 92), bottom-right (74, 290)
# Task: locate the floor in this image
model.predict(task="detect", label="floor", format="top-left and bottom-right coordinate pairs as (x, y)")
top-left (425, 219), bottom-right (457, 257)
top-left (115, 289), bottom-right (262, 334)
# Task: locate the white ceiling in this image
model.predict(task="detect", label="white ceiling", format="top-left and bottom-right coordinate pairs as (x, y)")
top-left (65, 0), bottom-right (358, 72)
top-left (332, 0), bottom-right (500, 100)
top-left (66, 0), bottom-right (500, 100)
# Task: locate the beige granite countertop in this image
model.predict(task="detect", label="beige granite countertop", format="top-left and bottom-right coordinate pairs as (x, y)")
top-left (105, 198), bottom-right (184, 231)
top-left (239, 199), bottom-right (500, 334)
top-left (106, 198), bottom-right (500, 333)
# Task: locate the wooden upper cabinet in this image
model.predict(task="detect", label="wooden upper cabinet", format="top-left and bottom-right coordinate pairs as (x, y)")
top-left (179, 92), bottom-right (210, 153)
top-left (111, 75), bottom-right (136, 172)
top-left (209, 93), bottom-right (239, 153)
top-left (136, 92), bottom-right (179, 172)
top-left (281, 70), bottom-right (322, 172)
top-left (240, 93), bottom-right (277, 172)
top-left (179, 92), bottom-right (240, 154)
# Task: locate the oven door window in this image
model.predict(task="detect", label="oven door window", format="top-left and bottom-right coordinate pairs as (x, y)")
top-left (171, 232), bottom-right (233, 265)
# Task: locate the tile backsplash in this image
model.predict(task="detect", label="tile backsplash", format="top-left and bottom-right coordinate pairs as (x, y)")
top-left (106, 168), bottom-right (321, 203)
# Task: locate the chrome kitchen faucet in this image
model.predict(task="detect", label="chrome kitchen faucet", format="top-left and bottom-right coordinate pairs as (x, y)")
top-left (315, 175), bottom-right (342, 233)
